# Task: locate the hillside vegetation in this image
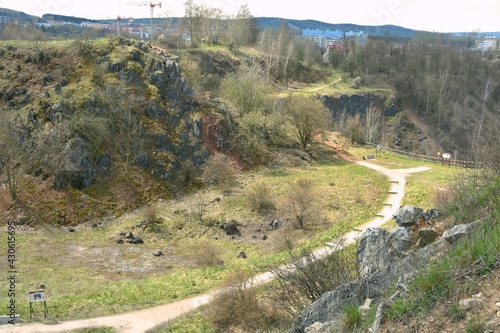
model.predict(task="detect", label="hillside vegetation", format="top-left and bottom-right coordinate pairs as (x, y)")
top-left (0, 7), bottom-right (499, 332)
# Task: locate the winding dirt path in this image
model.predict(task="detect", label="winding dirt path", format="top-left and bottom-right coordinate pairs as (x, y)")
top-left (1, 145), bottom-right (431, 333)
top-left (307, 74), bottom-right (342, 92)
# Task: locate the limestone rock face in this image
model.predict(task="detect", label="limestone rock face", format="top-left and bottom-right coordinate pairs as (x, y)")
top-left (357, 227), bottom-right (410, 278)
top-left (394, 205), bottom-right (424, 227)
top-left (290, 219), bottom-right (482, 333)
top-left (54, 137), bottom-right (110, 190)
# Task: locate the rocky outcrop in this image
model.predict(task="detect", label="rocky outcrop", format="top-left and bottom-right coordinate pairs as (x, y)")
top-left (357, 227), bottom-right (411, 278)
top-left (54, 137), bottom-right (110, 190)
top-left (58, 40), bottom-right (205, 188)
top-left (394, 205), bottom-right (424, 227)
top-left (291, 217), bottom-right (482, 333)
top-left (321, 93), bottom-right (400, 118)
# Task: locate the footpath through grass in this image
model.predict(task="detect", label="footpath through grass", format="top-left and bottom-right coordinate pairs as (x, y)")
top-left (4, 148), bottom-right (458, 324)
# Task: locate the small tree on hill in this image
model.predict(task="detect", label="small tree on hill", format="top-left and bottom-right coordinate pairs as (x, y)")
top-left (286, 95), bottom-right (331, 149)
top-left (0, 113), bottom-right (29, 201)
top-left (282, 178), bottom-right (318, 228)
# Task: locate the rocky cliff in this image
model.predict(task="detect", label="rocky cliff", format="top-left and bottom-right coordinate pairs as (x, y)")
top-left (1, 38), bottom-right (207, 190)
top-left (0, 38), bottom-right (211, 224)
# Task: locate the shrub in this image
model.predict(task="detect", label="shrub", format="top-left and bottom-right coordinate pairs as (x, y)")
top-left (139, 205), bottom-right (165, 234)
top-left (271, 240), bottom-right (359, 318)
top-left (280, 178), bottom-right (318, 228)
top-left (201, 154), bottom-right (235, 185)
top-left (245, 181), bottom-right (276, 213)
top-left (193, 242), bottom-right (224, 267)
top-left (205, 270), bottom-right (281, 332)
top-left (445, 303), bottom-right (465, 323)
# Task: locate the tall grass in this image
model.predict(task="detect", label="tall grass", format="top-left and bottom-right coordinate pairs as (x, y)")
top-left (385, 219), bottom-right (500, 321)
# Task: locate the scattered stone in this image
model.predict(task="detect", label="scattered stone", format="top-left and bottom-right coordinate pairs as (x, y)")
top-left (108, 61), bottom-right (124, 73)
top-left (262, 235), bottom-right (268, 241)
top-left (237, 251), bottom-right (247, 259)
top-left (152, 250), bottom-right (163, 256)
top-left (91, 223), bottom-right (98, 228)
top-left (220, 221), bottom-right (241, 236)
top-left (127, 236), bottom-right (144, 244)
top-left (394, 206), bottom-right (423, 227)
top-left (459, 298), bottom-right (483, 311)
top-left (136, 221), bottom-right (148, 228)
top-left (420, 208), bottom-right (440, 223)
top-left (69, 228), bottom-right (75, 232)
top-left (270, 220), bottom-right (281, 230)
top-left (357, 227), bottom-right (410, 278)
top-left (304, 321), bottom-right (335, 333)
top-left (359, 298), bottom-right (373, 313)
top-left (389, 227), bottom-right (411, 254)
top-left (131, 50), bottom-right (141, 61)
top-left (371, 301), bottom-right (389, 333)
top-left (442, 221), bottom-right (479, 244)
top-left (125, 232), bottom-right (134, 239)
top-left (116, 239), bottom-right (124, 244)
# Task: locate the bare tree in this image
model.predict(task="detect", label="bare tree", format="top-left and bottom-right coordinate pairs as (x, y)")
top-left (345, 113), bottom-right (365, 144)
top-left (227, 4), bottom-right (257, 49)
top-left (282, 178), bottom-right (318, 228)
top-left (365, 104), bottom-right (382, 145)
top-left (473, 76), bottom-right (497, 161)
top-left (220, 59), bottom-right (268, 116)
top-left (282, 42), bottom-right (295, 90)
top-left (271, 239), bottom-right (359, 318)
top-left (181, 0), bottom-right (201, 46)
top-left (0, 113), bottom-right (27, 201)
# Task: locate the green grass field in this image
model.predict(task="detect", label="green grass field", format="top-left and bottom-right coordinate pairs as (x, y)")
top-left (2, 144), bottom-right (460, 325)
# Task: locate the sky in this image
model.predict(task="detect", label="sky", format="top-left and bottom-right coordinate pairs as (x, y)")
top-left (1, 0), bottom-right (499, 33)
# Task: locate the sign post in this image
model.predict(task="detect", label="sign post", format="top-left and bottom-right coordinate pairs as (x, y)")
top-left (29, 291), bottom-right (49, 319)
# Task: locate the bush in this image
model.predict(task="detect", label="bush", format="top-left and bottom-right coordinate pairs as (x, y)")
top-left (271, 240), bottom-right (359, 318)
top-left (205, 270), bottom-right (281, 332)
top-left (201, 154), bottom-right (235, 185)
top-left (280, 178), bottom-right (318, 228)
top-left (245, 181), bottom-right (276, 213)
top-left (193, 242), bottom-right (224, 267)
top-left (139, 205), bottom-right (165, 234)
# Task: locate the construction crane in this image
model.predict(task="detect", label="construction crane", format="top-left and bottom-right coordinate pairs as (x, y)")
top-left (117, 16), bottom-right (134, 38)
top-left (126, 2), bottom-right (162, 38)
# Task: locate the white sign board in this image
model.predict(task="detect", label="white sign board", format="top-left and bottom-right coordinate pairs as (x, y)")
top-left (442, 153), bottom-right (451, 159)
top-left (29, 291), bottom-right (46, 302)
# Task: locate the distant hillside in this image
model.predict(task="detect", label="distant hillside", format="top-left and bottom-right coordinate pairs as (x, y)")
top-left (41, 13), bottom-right (103, 24)
top-left (0, 8), bottom-right (40, 23)
top-left (256, 17), bottom-right (421, 39)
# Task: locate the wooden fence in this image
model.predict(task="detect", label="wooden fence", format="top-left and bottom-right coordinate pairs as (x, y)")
top-left (366, 144), bottom-right (480, 168)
